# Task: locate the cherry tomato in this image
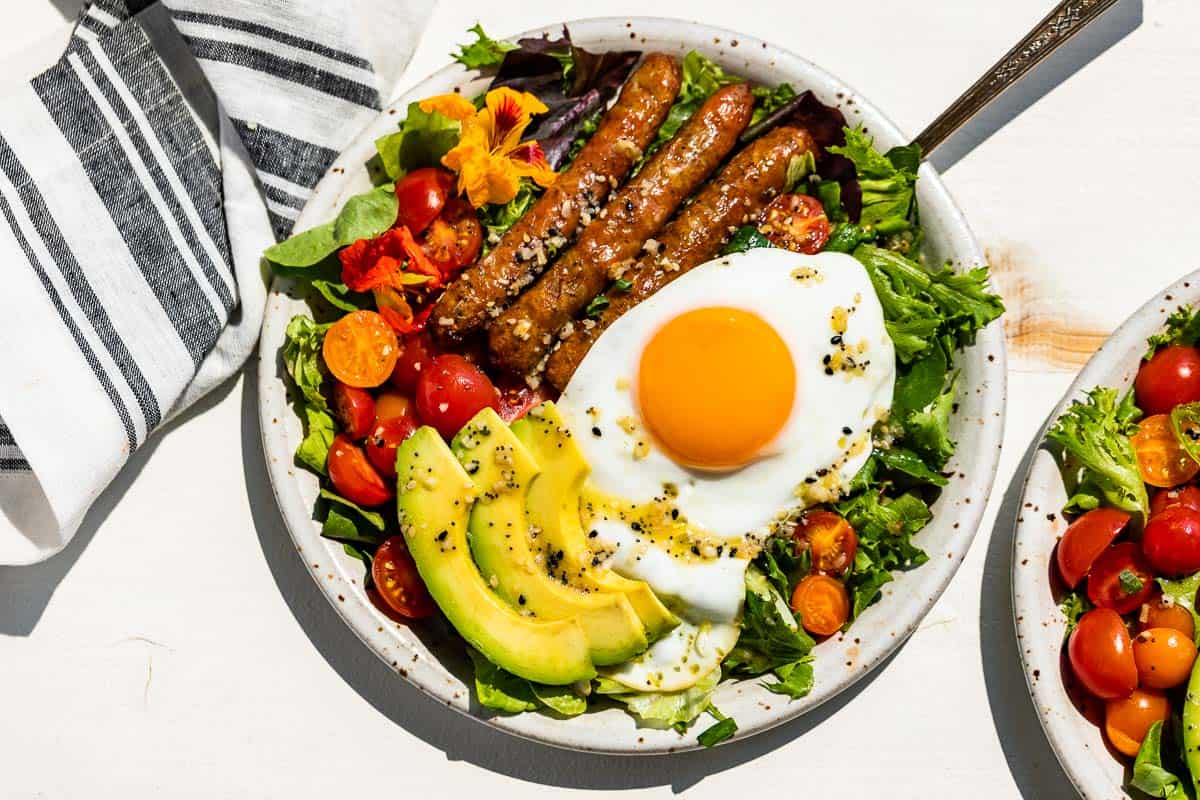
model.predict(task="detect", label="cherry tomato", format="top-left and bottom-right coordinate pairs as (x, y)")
top-left (327, 434), bottom-right (392, 507)
top-left (793, 510), bottom-right (858, 577)
top-left (371, 536), bottom-right (435, 619)
top-left (1136, 344), bottom-right (1200, 416)
top-left (422, 197), bottom-right (483, 274)
top-left (365, 415), bottom-right (419, 480)
top-left (394, 167), bottom-right (455, 234)
top-left (322, 310), bottom-right (400, 388)
top-left (1143, 504), bottom-right (1200, 576)
top-left (1133, 626), bottom-right (1197, 689)
top-left (495, 378), bottom-right (552, 423)
top-left (790, 574), bottom-right (850, 636)
top-left (331, 382), bottom-right (375, 440)
top-left (758, 194), bottom-right (831, 254)
top-left (390, 332), bottom-right (438, 394)
top-left (1140, 596), bottom-right (1196, 639)
top-left (415, 354), bottom-right (500, 439)
top-left (375, 391), bottom-right (415, 424)
top-left (1105, 688), bottom-right (1170, 757)
top-left (1087, 542), bottom-right (1156, 615)
top-left (1151, 485), bottom-right (1200, 517)
top-left (1056, 508), bottom-right (1131, 588)
top-left (1068, 608), bottom-right (1137, 700)
top-left (1132, 413), bottom-right (1200, 488)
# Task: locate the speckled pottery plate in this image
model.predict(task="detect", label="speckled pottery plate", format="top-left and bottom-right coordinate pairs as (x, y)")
top-left (1014, 272), bottom-right (1200, 798)
top-left (258, 17), bottom-right (1007, 754)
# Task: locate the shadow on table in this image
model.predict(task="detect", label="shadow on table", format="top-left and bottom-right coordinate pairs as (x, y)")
top-left (929, 0), bottom-right (1143, 174)
top-left (0, 372), bottom-right (240, 636)
top-left (978, 411), bottom-right (1079, 799)
top-left (240, 373), bottom-right (906, 792)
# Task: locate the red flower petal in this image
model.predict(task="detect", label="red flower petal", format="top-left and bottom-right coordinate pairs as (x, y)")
top-left (491, 93), bottom-right (525, 146)
top-left (507, 140), bottom-right (549, 169)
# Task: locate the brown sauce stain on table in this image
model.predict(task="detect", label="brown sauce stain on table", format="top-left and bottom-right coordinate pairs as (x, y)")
top-left (986, 243), bottom-right (1110, 372)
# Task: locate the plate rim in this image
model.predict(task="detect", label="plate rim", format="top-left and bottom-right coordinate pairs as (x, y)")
top-left (257, 15), bottom-right (1009, 754)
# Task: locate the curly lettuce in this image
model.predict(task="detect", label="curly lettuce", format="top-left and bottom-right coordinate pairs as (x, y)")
top-left (1046, 387), bottom-right (1148, 519)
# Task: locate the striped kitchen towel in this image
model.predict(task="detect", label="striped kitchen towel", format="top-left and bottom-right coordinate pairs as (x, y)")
top-left (0, 0), bottom-right (432, 565)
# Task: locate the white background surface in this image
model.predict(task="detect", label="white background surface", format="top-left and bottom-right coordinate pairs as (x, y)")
top-left (0, 0), bottom-right (1194, 797)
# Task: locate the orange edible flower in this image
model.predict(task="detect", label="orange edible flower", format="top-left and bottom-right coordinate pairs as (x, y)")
top-left (424, 87), bottom-right (558, 207)
top-left (373, 285), bottom-right (434, 334)
top-left (339, 227), bottom-right (442, 293)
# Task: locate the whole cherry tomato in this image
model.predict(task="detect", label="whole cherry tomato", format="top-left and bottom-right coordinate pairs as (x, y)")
top-left (327, 434), bottom-right (392, 507)
top-left (390, 332), bottom-right (438, 394)
top-left (1067, 608), bottom-right (1137, 700)
top-left (422, 197), bottom-right (483, 274)
top-left (1056, 507), bottom-right (1130, 588)
top-left (1105, 689), bottom-right (1170, 757)
top-left (415, 354), bottom-right (500, 439)
top-left (1136, 344), bottom-right (1200, 416)
top-left (1140, 596), bottom-right (1196, 639)
top-left (365, 414), bottom-right (419, 480)
top-left (1132, 627), bottom-right (1197, 689)
top-left (1151, 485), bottom-right (1200, 517)
top-left (1087, 542), bottom-right (1156, 615)
top-left (758, 194), bottom-right (831, 254)
top-left (1132, 414), bottom-right (1200, 488)
top-left (394, 168), bottom-right (455, 234)
top-left (793, 510), bottom-right (858, 577)
top-left (331, 382), bottom-right (375, 440)
top-left (371, 536), bottom-right (435, 619)
top-left (1143, 504), bottom-right (1200, 576)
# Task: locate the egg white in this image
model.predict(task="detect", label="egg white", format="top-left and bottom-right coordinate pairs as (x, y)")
top-left (562, 250), bottom-right (896, 692)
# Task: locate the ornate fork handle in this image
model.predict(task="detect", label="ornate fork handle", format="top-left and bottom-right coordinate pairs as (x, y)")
top-left (913, 0), bottom-right (1120, 156)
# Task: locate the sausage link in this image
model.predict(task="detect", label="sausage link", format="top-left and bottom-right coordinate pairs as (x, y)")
top-left (429, 54), bottom-right (682, 346)
top-left (489, 83), bottom-right (755, 377)
top-left (545, 126), bottom-right (818, 390)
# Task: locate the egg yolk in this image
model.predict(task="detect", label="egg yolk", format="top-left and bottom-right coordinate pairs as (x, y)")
top-left (637, 306), bottom-right (796, 470)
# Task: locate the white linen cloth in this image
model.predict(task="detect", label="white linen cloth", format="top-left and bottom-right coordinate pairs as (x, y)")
top-left (0, 0), bottom-right (432, 564)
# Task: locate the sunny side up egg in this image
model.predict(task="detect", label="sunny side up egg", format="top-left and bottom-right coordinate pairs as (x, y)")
top-left (557, 249), bottom-right (896, 692)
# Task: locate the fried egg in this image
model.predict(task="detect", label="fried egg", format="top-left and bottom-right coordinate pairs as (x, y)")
top-left (558, 249), bottom-right (896, 691)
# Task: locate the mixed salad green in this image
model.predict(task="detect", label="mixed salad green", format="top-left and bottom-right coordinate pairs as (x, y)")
top-left (266, 24), bottom-right (1003, 744)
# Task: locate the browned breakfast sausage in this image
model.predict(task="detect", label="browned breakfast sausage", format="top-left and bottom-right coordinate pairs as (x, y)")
top-left (544, 125), bottom-right (818, 390)
top-left (429, 54), bottom-right (682, 346)
top-left (488, 83), bottom-right (755, 378)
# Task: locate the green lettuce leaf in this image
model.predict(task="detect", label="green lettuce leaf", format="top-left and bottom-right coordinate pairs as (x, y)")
top-left (1046, 387), bottom-right (1149, 520)
top-left (283, 315), bottom-right (336, 475)
top-left (750, 82), bottom-right (797, 126)
top-left (725, 576), bottom-right (814, 676)
top-left (763, 660), bottom-right (814, 699)
top-left (1132, 721), bottom-right (1191, 800)
top-left (318, 489), bottom-right (387, 547)
top-left (696, 707), bottom-right (738, 747)
top-left (529, 683), bottom-right (587, 717)
top-left (479, 181), bottom-right (537, 249)
top-left (265, 185), bottom-right (399, 267)
top-left (1059, 589), bottom-right (1092, 638)
top-left (375, 103), bottom-right (462, 183)
top-left (903, 372), bottom-right (958, 469)
top-left (468, 649), bottom-right (539, 713)
top-left (1146, 305), bottom-right (1200, 360)
top-left (603, 666), bottom-right (722, 730)
top-left (827, 127), bottom-right (918, 232)
top-left (720, 225), bottom-right (773, 255)
top-left (1171, 402), bottom-right (1200, 466)
top-left (452, 23), bottom-right (517, 69)
top-left (838, 491), bottom-right (931, 616)
top-left (296, 405), bottom-right (335, 476)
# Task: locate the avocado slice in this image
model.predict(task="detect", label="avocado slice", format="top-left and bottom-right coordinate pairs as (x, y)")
top-left (452, 408), bottom-right (650, 666)
top-left (511, 403), bottom-right (679, 641)
top-left (396, 426), bottom-right (595, 685)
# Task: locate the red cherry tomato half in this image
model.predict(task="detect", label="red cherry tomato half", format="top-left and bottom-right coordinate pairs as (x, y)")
top-left (327, 434), bottom-right (392, 507)
top-left (422, 197), bottom-right (483, 275)
top-left (371, 536), bottom-right (435, 619)
top-left (1056, 508), bottom-right (1131, 588)
top-left (331, 382), bottom-right (376, 440)
top-left (1087, 542), bottom-right (1156, 615)
top-left (375, 391), bottom-right (415, 425)
top-left (1067, 608), bottom-right (1137, 700)
top-left (794, 510), bottom-right (858, 577)
top-left (1151, 485), bottom-right (1200, 517)
top-left (495, 378), bottom-right (552, 423)
top-left (394, 167), bottom-right (455, 234)
top-left (415, 354), bottom-right (500, 439)
top-left (389, 332), bottom-right (438, 394)
top-left (365, 414), bottom-right (419, 480)
top-left (758, 194), bottom-right (831, 254)
top-left (1143, 504), bottom-right (1200, 576)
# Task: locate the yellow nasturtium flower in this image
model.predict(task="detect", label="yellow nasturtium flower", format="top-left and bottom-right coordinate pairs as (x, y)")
top-left (420, 88), bottom-right (558, 207)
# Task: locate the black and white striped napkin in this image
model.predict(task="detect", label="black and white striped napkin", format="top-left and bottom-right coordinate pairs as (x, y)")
top-left (0, 0), bottom-right (431, 564)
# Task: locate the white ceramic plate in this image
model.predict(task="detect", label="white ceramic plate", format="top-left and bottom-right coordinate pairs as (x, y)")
top-left (258, 17), bottom-right (1007, 754)
top-left (1014, 272), bottom-right (1200, 798)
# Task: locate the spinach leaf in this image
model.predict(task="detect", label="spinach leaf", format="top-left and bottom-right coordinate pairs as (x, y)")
top-left (1132, 721), bottom-right (1191, 800)
top-left (374, 103), bottom-right (461, 183)
top-left (720, 225), bottom-right (773, 255)
top-left (265, 185), bottom-right (399, 268)
top-left (697, 707), bottom-right (738, 747)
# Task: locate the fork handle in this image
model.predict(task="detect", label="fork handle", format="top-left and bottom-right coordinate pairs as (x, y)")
top-left (912, 0), bottom-right (1120, 156)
